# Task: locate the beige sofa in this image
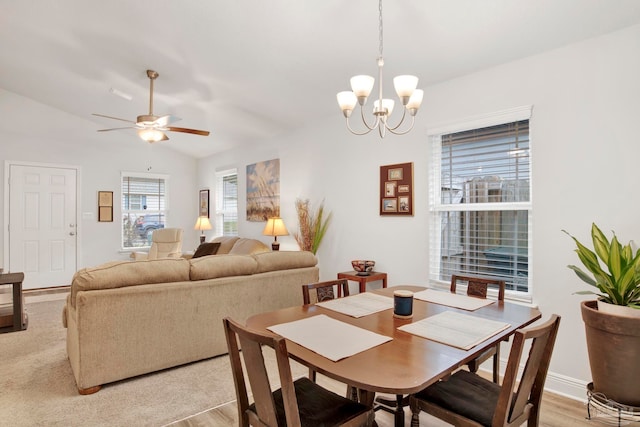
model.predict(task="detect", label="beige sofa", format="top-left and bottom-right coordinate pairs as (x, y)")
top-left (62, 237), bottom-right (319, 394)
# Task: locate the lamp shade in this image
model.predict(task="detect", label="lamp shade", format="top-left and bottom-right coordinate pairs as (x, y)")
top-left (262, 217), bottom-right (289, 237)
top-left (194, 216), bottom-right (212, 231)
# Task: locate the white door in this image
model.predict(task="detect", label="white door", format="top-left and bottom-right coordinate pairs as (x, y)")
top-left (9, 164), bottom-right (77, 289)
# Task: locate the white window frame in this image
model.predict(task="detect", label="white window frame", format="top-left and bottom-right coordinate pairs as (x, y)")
top-left (428, 106), bottom-right (533, 303)
top-left (121, 171), bottom-right (169, 250)
top-left (215, 168), bottom-right (238, 237)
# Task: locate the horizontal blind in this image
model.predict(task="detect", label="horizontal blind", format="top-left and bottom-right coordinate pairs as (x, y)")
top-left (121, 174), bottom-right (168, 249)
top-left (431, 119), bottom-right (531, 294)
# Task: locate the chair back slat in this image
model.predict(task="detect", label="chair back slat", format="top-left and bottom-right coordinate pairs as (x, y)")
top-left (450, 274), bottom-right (505, 301)
top-left (302, 279), bottom-right (350, 305)
top-left (494, 314), bottom-right (561, 426)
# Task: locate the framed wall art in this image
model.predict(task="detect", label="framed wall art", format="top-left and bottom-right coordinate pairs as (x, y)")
top-left (380, 162), bottom-right (413, 216)
top-left (199, 189), bottom-right (210, 217)
top-left (246, 158), bottom-right (280, 221)
top-left (98, 191), bottom-right (113, 222)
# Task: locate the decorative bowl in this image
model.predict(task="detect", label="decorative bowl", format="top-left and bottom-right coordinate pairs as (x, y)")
top-left (351, 260), bottom-right (375, 276)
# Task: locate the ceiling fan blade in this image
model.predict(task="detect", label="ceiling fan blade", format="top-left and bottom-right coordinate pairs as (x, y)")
top-left (98, 127), bottom-right (136, 132)
top-left (167, 126), bottom-right (210, 136)
top-left (153, 114), bottom-right (181, 127)
top-left (92, 113), bottom-right (136, 124)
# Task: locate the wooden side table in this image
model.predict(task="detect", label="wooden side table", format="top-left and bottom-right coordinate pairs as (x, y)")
top-left (336, 271), bottom-right (388, 296)
top-left (0, 272), bottom-right (27, 333)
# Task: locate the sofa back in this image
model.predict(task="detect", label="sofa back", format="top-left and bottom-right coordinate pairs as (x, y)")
top-left (70, 251), bottom-right (318, 307)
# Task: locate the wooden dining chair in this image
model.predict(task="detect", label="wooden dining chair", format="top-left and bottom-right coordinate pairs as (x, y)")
top-left (409, 314), bottom-right (561, 427)
top-left (451, 274), bottom-right (506, 383)
top-left (302, 279), bottom-right (350, 305)
top-left (223, 317), bottom-right (374, 427)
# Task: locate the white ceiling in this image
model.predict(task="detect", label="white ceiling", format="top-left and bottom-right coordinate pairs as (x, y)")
top-left (2, 0), bottom-right (640, 158)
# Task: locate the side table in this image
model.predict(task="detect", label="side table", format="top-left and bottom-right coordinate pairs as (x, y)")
top-left (336, 271), bottom-right (388, 296)
top-left (0, 272), bottom-right (27, 333)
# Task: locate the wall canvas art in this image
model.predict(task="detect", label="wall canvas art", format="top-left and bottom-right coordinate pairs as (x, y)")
top-left (246, 158), bottom-right (280, 221)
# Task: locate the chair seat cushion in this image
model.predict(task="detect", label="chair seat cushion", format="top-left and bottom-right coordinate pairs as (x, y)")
top-left (250, 377), bottom-right (370, 426)
top-left (415, 370), bottom-right (500, 427)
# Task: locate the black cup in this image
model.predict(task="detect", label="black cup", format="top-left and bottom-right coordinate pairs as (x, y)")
top-left (393, 290), bottom-right (413, 318)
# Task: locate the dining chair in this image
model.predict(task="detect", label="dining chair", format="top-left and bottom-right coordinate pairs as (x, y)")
top-left (223, 317), bottom-right (375, 427)
top-left (302, 279), bottom-right (350, 305)
top-left (451, 274), bottom-right (506, 383)
top-left (409, 314), bottom-right (561, 427)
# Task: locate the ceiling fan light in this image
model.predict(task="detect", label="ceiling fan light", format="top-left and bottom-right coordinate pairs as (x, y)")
top-left (137, 128), bottom-right (165, 143)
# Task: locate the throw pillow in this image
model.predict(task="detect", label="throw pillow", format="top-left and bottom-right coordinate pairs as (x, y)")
top-left (192, 242), bottom-right (221, 258)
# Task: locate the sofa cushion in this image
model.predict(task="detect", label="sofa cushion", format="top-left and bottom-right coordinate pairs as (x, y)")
top-left (228, 238), bottom-right (270, 255)
top-left (211, 236), bottom-right (240, 254)
top-left (71, 258), bottom-right (190, 306)
top-left (192, 242), bottom-right (221, 258)
top-left (254, 251), bottom-right (318, 273)
top-left (189, 254), bottom-right (258, 280)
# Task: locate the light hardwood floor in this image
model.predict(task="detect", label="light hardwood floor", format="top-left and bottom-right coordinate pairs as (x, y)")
top-left (166, 373), bottom-right (599, 427)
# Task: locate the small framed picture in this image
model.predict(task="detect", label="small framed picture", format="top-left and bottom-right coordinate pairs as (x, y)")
top-left (399, 196), bottom-right (410, 212)
top-left (385, 182), bottom-right (396, 197)
top-left (388, 168), bottom-right (403, 181)
top-left (382, 198), bottom-right (397, 212)
top-left (98, 191), bottom-right (113, 222)
top-left (199, 189), bottom-right (210, 218)
top-left (398, 185), bottom-right (410, 193)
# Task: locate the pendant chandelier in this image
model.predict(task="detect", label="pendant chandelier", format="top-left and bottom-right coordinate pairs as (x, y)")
top-left (336, 0), bottom-right (423, 138)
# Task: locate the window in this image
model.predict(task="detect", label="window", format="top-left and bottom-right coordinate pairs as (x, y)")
top-left (429, 107), bottom-right (532, 296)
top-left (215, 169), bottom-right (238, 236)
top-left (121, 173), bottom-right (168, 249)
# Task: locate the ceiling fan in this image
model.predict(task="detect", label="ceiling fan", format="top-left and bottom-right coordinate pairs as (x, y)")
top-left (93, 69), bottom-right (210, 143)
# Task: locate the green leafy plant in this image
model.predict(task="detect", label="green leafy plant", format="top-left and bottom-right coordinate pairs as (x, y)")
top-left (294, 198), bottom-right (332, 255)
top-left (564, 223), bottom-right (640, 308)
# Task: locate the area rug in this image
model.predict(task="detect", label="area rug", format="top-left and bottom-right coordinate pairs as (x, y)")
top-left (0, 297), bottom-right (304, 427)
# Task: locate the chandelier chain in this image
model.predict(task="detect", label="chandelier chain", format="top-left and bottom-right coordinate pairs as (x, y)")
top-left (378, 0), bottom-right (384, 58)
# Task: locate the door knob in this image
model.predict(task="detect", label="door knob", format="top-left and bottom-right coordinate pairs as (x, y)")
top-left (69, 232), bottom-right (76, 236)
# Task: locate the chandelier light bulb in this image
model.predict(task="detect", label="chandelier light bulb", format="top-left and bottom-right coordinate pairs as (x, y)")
top-left (337, 91), bottom-right (358, 117)
top-left (393, 75), bottom-right (419, 102)
top-left (350, 75), bottom-right (375, 100)
top-left (374, 98), bottom-right (395, 116)
top-left (406, 89), bottom-right (424, 113)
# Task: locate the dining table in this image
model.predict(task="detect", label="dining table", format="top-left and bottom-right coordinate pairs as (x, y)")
top-left (246, 285), bottom-right (541, 427)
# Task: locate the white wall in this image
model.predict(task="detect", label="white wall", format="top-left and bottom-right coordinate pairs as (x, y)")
top-left (198, 23), bottom-right (640, 401)
top-left (0, 89), bottom-right (199, 270)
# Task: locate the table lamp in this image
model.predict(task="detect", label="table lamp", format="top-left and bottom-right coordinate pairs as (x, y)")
top-left (262, 217), bottom-right (288, 251)
top-left (194, 216), bottom-right (212, 244)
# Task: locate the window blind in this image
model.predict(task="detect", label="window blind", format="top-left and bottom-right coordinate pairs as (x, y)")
top-left (430, 119), bottom-right (531, 294)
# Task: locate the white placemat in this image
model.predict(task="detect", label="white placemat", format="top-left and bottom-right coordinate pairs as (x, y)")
top-left (398, 311), bottom-right (510, 350)
top-left (268, 314), bottom-right (392, 361)
top-left (316, 292), bottom-right (393, 318)
top-left (413, 289), bottom-right (494, 311)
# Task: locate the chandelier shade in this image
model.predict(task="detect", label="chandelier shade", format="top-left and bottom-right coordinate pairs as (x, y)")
top-left (336, 0), bottom-right (423, 138)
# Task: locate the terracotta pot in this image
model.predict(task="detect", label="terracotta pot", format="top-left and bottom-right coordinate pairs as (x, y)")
top-left (581, 300), bottom-right (640, 406)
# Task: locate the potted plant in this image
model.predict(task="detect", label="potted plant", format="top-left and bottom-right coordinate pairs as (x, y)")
top-left (564, 223), bottom-right (640, 407)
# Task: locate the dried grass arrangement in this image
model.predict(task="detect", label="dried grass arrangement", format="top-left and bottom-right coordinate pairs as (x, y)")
top-left (294, 198), bottom-right (332, 255)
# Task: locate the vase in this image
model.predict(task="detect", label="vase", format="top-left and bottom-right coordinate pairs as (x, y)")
top-left (581, 300), bottom-right (640, 406)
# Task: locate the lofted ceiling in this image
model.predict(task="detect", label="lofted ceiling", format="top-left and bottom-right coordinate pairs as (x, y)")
top-left (1, 0), bottom-right (640, 158)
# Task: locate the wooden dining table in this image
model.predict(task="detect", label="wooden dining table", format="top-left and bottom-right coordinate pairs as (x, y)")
top-left (246, 285), bottom-right (541, 427)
